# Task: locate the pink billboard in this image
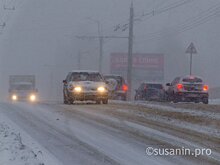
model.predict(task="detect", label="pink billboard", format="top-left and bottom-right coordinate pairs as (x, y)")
top-left (110, 53), bottom-right (164, 82)
top-left (111, 53), bottom-right (164, 70)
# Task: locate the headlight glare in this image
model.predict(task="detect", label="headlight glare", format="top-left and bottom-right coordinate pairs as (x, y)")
top-left (12, 95), bottom-right (17, 101)
top-left (74, 86), bottom-right (82, 92)
top-left (30, 94), bottom-right (36, 102)
top-left (97, 87), bottom-right (106, 92)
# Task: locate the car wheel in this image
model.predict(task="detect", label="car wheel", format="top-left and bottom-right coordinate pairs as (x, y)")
top-left (135, 94), bottom-right (141, 100)
top-left (116, 95), bottom-right (123, 100)
top-left (102, 99), bottom-right (108, 104)
top-left (67, 96), bottom-right (74, 104)
top-left (63, 95), bottom-right (68, 104)
top-left (96, 100), bottom-right (101, 104)
top-left (166, 94), bottom-right (172, 102)
top-left (134, 95), bottom-right (138, 100)
top-left (69, 100), bottom-right (75, 104)
top-left (173, 95), bottom-right (179, 103)
top-left (194, 99), bottom-right (200, 103)
top-left (121, 95), bottom-right (126, 101)
top-left (202, 98), bottom-right (208, 104)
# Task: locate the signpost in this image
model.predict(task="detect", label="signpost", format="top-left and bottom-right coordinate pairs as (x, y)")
top-left (186, 42), bottom-right (197, 75)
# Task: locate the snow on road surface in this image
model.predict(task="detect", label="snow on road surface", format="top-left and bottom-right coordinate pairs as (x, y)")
top-left (0, 100), bottom-right (219, 165)
top-left (0, 110), bottom-right (61, 165)
top-left (209, 99), bottom-right (220, 105)
top-left (0, 102), bottom-right (185, 165)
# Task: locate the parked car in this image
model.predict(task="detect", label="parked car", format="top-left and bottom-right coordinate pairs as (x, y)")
top-left (63, 70), bottom-right (108, 104)
top-left (103, 74), bottom-right (128, 101)
top-left (134, 82), bottom-right (165, 101)
top-left (166, 75), bottom-right (209, 104)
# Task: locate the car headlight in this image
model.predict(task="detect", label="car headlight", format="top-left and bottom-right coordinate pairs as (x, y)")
top-left (97, 87), bottom-right (106, 92)
top-left (30, 94), bottom-right (36, 102)
top-left (74, 86), bottom-right (82, 92)
top-left (12, 94), bottom-right (17, 101)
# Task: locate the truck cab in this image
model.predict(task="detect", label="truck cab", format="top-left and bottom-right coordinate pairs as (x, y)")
top-left (9, 75), bottom-right (38, 102)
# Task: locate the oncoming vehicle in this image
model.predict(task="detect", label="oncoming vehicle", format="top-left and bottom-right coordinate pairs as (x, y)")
top-left (166, 75), bottom-right (209, 104)
top-left (63, 70), bottom-right (108, 104)
top-left (103, 74), bottom-right (128, 101)
top-left (134, 82), bottom-right (165, 101)
top-left (9, 75), bottom-right (38, 102)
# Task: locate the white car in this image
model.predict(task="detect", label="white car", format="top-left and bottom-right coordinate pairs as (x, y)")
top-left (166, 75), bottom-right (209, 104)
top-left (63, 70), bottom-right (108, 104)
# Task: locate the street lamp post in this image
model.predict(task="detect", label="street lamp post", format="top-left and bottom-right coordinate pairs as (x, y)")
top-left (87, 18), bottom-right (103, 73)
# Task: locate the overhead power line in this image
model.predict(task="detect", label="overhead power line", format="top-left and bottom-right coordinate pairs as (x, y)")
top-left (114, 0), bottom-right (194, 32)
top-left (139, 0), bottom-right (193, 18)
top-left (0, 0), bottom-right (26, 34)
top-left (135, 3), bottom-right (220, 43)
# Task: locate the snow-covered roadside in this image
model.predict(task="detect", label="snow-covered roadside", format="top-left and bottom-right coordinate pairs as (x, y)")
top-left (108, 100), bottom-right (220, 145)
top-left (111, 100), bottom-right (220, 120)
top-left (0, 111), bottom-right (62, 165)
top-left (209, 99), bottom-right (220, 105)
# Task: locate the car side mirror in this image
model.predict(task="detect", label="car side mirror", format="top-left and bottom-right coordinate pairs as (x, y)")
top-left (166, 83), bottom-right (171, 86)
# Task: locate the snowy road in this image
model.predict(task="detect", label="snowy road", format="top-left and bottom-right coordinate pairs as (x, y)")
top-left (0, 101), bottom-right (219, 165)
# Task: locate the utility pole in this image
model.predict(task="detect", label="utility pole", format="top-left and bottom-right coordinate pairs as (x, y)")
top-left (95, 20), bottom-right (103, 73)
top-left (76, 35), bottom-right (128, 72)
top-left (85, 18), bottom-right (103, 73)
top-left (77, 50), bottom-right (91, 70)
top-left (127, 2), bottom-right (134, 101)
top-left (99, 36), bottom-right (103, 72)
top-left (78, 51), bottom-right (81, 70)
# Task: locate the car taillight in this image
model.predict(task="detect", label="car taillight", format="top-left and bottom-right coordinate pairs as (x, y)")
top-left (177, 83), bottom-right (183, 90)
top-left (122, 85), bottom-right (128, 91)
top-left (203, 85), bottom-right (209, 91)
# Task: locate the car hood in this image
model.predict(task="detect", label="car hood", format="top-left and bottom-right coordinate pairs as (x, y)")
top-left (68, 81), bottom-right (107, 90)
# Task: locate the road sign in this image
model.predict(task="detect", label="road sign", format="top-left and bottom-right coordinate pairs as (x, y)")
top-left (186, 42), bottom-right (197, 54)
top-left (185, 42), bottom-right (198, 75)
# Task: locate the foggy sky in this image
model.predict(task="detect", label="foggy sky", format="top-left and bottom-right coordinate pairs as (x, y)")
top-left (0, 0), bottom-right (220, 100)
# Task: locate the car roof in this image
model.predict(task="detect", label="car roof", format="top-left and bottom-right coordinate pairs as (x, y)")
top-left (179, 75), bottom-right (204, 82)
top-left (103, 74), bottom-right (123, 77)
top-left (70, 70), bottom-right (100, 73)
top-left (141, 81), bottom-right (163, 85)
top-left (180, 75), bottom-right (203, 79)
top-left (12, 82), bottom-right (33, 85)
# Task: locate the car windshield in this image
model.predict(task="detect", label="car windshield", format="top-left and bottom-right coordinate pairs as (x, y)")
top-left (104, 76), bottom-right (123, 84)
top-left (70, 72), bottom-right (103, 82)
top-left (11, 84), bottom-right (33, 90)
top-left (182, 77), bottom-right (203, 83)
top-left (145, 84), bottom-right (163, 89)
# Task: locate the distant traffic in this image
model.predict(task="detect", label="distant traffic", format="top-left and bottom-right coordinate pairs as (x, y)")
top-left (61, 70), bottom-right (209, 105)
top-left (8, 72), bottom-right (209, 105)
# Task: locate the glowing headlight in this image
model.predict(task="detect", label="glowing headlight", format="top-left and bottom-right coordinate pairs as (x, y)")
top-left (12, 95), bottom-right (17, 101)
top-left (30, 94), bottom-right (36, 102)
top-left (97, 87), bottom-right (106, 92)
top-left (74, 86), bottom-right (82, 92)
